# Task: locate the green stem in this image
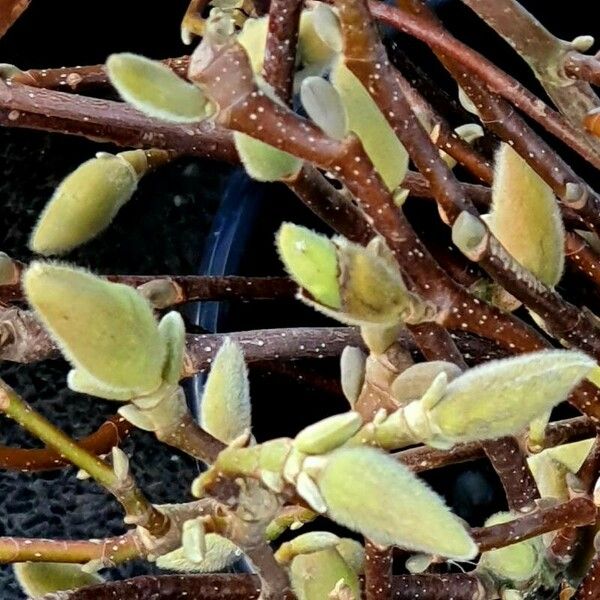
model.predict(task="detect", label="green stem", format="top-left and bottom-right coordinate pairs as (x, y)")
top-left (0, 379), bottom-right (168, 536)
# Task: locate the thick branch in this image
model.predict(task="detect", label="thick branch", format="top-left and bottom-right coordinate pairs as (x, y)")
top-left (0, 80), bottom-right (237, 162)
top-left (38, 573), bottom-right (486, 600)
top-left (472, 497), bottom-right (597, 551)
top-left (459, 0), bottom-right (600, 154)
top-left (1, 273), bottom-right (296, 306)
top-left (0, 532), bottom-right (141, 564)
top-left (367, 1), bottom-right (600, 169)
top-left (262, 0), bottom-right (302, 103)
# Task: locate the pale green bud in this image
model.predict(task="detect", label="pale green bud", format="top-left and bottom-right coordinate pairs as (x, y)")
top-left (405, 553), bottom-right (434, 574)
top-left (486, 143), bottom-right (565, 287)
top-left (24, 262), bottom-right (165, 398)
top-left (528, 439), bottom-right (594, 501)
top-left (30, 154), bottom-right (138, 256)
top-left (316, 447), bottom-right (477, 559)
top-left (298, 4), bottom-right (342, 67)
top-left (340, 346), bottom-right (366, 407)
top-left (106, 53), bottom-right (212, 123)
top-left (156, 533), bottom-right (242, 572)
top-left (294, 412), bottom-right (363, 455)
top-left (301, 77), bottom-right (348, 140)
top-left (391, 361), bottom-right (462, 404)
top-left (235, 133), bottom-right (303, 182)
top-left (335, 539), bottom-right (365, 574)
top-left (429, 350), bottom-right (594, 446)
top-left (182, 518), bottom-right (207, 563)
top-left (331, 61), bottom-right (409, 191)
top-left (237, 15), bottom-right (268, 74)
top-left (276, 531), bottom-right (341, 564)
top-left (158, 311), bottom-right (186, 384)
top-left (111, 446), bottom-right (130, 483)
top-left (14, 562), bottom-right (103, 597)
top-left (201, 338), bottom-right (251, 444)
top-left (0, 252), bottom-right (17, 284)
top-left (290, 548), bottom-right (360, 600)
top-left (478, 512), bottom-right (542, 584)
top-left (276, 223), bottom-right (341, 309)
top-left (277, 224), bottom-right (428, 326)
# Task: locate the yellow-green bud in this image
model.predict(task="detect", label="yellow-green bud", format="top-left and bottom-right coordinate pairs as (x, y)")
top-left (235, 133), bottom-right (303, 182)
top-left (289, 548), bottom-right (360, 600)
top-left (201, 338), bottom-right (251, 444)
top-left (156, 533), bottom-right (242, 572)
top-left (276, 223), bottom-right (341, 309)
top-left (316, 447), bottom-right (477, 559)
top-left (106, 53), bottom-right (212, 123)
top-left (294, 412), bottom-right (363, 455)
top-left (14, 562), bottom-right (103, 597)
top-left (429, 350), bottom-right (594, 446)
top-left (331, 61), bottom-right (408, 191)
top-left (29, 154), bottom-right (138, 256)
top-left (158, 311), bottom-right (186, 385)
top-left (276, 531), bottom-right (341, 564)
top-left (478, 512), bottom-right (542, 584)
top-left (24, 262), bottom-right (165, 398)
top-left (485, 143), bottom-right (565, 288)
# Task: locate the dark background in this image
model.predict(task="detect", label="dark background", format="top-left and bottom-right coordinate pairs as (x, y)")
top-left (1, 0), bottom-right (599, 597)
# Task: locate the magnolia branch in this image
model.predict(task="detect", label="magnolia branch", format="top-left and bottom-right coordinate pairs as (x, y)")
top-left (35, 573), bottom-right (487, 600)
top-left (0, 380), bottom-right (168, 536)
top-left (366, 1), bottom-right (600, 170)
top-left (472, 497), bottom-right (597, 551)
top-left (0, 415), bottom-right (130, 471)
top-left (1, 271), bottom-right (296, 306)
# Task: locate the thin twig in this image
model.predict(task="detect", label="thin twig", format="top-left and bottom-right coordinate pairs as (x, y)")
top-left (0, 415), bottom-right (131, 471)
top-left (0, 379), bottom-right (168, 535)
top-left (565, 52), bottom-right (600, 87)
top-left (4, 57), bottom-right (191, 94)
top-left (395, 416), bottom-right (595, 473)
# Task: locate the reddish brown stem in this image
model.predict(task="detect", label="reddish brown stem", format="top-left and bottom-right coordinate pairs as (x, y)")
top-left (262, 0), bottom-right (303, 104)
top-left (40, 573), bottom-right (486, 600)
top-left (2, 274), bottom-right (296, 306)
top-left (367, 1), bottom-right (600, 170)
top-left (5, 56), bottom-right (191, 94)
top-left (574, 553), bottom-right (600, 599)
top-left (565, 52), bottom-right (600, 87)
top-left (365, 541), bottom-right (393, 600)
top-left (0, 0), bottom-right (29, 37)
top-left (0, 415), bottom-right (131, 471)
top-left (0, 80), bottom-right (237, 162)
top-left (471, 497), bottom-right (597, 551)
top-left (395, 416), bottom-right (595, 473)
top-left (0, 532), bottom-right (141, 564)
